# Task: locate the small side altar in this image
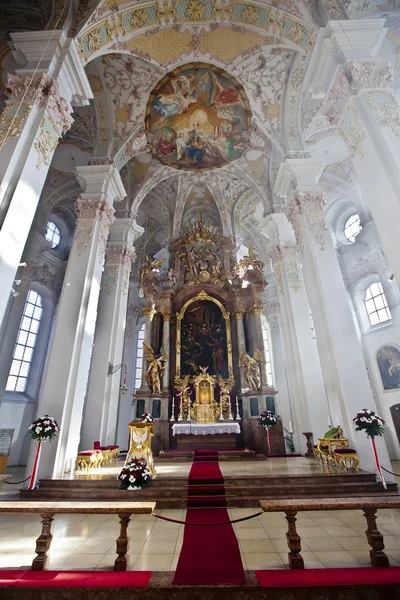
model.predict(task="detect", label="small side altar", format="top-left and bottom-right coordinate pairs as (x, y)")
top-left (172, 422), bottom-right (240, 450)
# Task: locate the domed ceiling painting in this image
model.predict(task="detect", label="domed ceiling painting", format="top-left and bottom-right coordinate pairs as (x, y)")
top-left (146, 63), bottom-right (251, 171)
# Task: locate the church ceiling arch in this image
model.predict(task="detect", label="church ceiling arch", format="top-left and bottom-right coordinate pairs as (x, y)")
top-left (85, 60), bottom-right (116, 156)
top-left (77, 2), bottom-right (316, 65)
top-left (0, 0), bottom-right (70, 31)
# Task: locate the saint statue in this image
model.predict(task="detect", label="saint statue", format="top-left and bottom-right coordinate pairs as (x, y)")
top-left (239, 349), bottom-right (265, 391)
top-left (143, 344), bottom-right (168, 393)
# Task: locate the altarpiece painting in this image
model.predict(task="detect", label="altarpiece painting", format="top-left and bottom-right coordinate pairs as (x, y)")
top-left (377, 345), bottom-right (400, 390)
top-left (181, 299), bottom-right (228, 378)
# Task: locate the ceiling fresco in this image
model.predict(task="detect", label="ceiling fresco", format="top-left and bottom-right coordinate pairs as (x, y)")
top-left (146, 63), bottom-right (251, 170)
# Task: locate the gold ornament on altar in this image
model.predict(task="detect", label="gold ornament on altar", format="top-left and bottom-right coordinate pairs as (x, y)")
top-left (240, 349), bottom-right (265, 391)
top-left (191, 366), bottom-right (219, 423)
top-left (143, 343), bottom-right (168, 393)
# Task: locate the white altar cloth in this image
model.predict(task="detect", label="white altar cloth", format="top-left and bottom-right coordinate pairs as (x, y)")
top-left (172, 422), bottom-right (240, 436)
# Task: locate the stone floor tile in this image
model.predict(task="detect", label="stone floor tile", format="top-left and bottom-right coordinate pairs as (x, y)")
top-left (271, 538), bottom-right (310, 553)
top-left (133, 553), bottom-right (173, 571)
top-left (147, 528), bottom-right (179, 541)
top-left (322, 526), bottom-right (362, 538)
top-left (336, 536), bottom-right (370, 551)
top-left (314, 550), bottom-right (363, 567)
top-left (239, 539), bottom-right (275, 553)
top-left (244, 552), bottom-right (286, 570)
top-left (301, 537), bottom-right (344, 552)
top-left (58, 553), bottom-right (105, 570)
top-left (279, 551), bottom-right (324, 569)
top-left (261, 526), bottom-right (289, 538)
top-left (296, 526), bottom-right (328, 538)
top-left (141, 540), bottom-right (177, 554)
top-left (75, 538), bottom-right (115, 554)
top-left (235, 527), bottom-right (269, 540)
top-left (0, 554), bottom-right (35, 568)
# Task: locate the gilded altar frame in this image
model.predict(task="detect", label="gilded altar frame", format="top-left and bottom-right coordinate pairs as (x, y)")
top-left (174, 290), bottom-right (233, 384)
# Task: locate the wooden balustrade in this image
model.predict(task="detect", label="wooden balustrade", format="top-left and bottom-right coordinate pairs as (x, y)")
top-left (260, 497), bottom-right (400, 570)
top-left (0, 501), bottom-right (155, 571)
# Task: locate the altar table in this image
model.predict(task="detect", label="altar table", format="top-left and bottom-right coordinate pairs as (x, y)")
top-left (172, 422), bottom-right (240, 450)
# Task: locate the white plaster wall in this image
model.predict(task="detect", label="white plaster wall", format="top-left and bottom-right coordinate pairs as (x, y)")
top-left (0, 399), bottom-right (36, 466)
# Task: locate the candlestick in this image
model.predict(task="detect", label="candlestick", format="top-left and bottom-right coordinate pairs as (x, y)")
top-left (170, 396), bottom-right (175, 422)
top-left (289, 421), bottom-right (293, 433)
top-left (235, 396), bottom-right (241, 421)
top-left (219, 394), bottom-right (224, 421)
top-left (336, 416), bottom-right (340, 427)
top-left (228, 397), bottom-right (234, 421)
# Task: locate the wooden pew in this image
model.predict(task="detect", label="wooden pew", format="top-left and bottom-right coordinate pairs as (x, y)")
top-left (260, 497), bottom-right (400, 570)
top-left (0, 501), bottom-right (155, 571)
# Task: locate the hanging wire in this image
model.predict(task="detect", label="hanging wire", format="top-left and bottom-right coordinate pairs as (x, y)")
top-left (0, 0), bottom-right (70, 151)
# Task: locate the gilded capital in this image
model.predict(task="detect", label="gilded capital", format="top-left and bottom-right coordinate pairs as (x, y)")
top-left (161, 310), bottom-right (172, 321)
top-left (143, 305), bottom-right (156, 320)
top-left (234, 311), bottom-right (244, 320)
top-left (251, 305), bottom-right (263, 316)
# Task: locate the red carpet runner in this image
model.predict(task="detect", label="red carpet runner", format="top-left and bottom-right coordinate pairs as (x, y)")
top-left (173, 451), bottom-right (245, 585)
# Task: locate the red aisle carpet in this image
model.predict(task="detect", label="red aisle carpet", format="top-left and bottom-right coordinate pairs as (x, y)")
top-left (256, 567), bottom-right (400, 587)
top-left (172, 454), bottom-right (245, 585)
top-left (0, 571), bottom-right (152, 588)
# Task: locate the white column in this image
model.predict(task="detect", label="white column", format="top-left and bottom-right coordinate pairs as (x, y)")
top-left (264, 215), bottom-right (330, 449)
top-left (25, 163), bottom-right (125, 479)
top-left (283, 156), bottom-right (394, 478)
top-left (234, 311), bottom-right (247, 390)
top-left (308, 19), bottom-right (400, 286)
top-left (80, 214), bottom-right (143, 449)
top-left (251, 307), bottom-right (269, 389)
top-left (0, 32), bottom-right (92, 329)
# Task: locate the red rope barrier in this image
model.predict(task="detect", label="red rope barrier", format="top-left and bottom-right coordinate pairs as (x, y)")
top-left (152, 511), bottom-right (263, 527)
top-left (2, 476), bottom-right (31, 485)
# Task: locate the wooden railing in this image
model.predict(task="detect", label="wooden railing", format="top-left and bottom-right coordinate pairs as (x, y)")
top-left (0, 501), bottom-right (155, 571)
top-left (260, 497), bottom-right (400, 569)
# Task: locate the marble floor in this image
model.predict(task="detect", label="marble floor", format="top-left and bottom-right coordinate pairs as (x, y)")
top-left (0, 459), bottom-right (399, 572)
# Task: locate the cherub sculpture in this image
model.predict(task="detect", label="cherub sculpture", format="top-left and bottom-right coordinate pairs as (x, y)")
top-left (143, 343), bottom-right (168, 393)
top-left (239, 349), bottom-right (265, 391)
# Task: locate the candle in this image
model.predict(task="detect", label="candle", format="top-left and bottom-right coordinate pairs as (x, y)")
top-left (336, 416), bottom-right (340, 426)
top-left (289, 421), bottom-right (293, 433)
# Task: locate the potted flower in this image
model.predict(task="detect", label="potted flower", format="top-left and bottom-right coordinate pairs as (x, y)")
top-left (138, 413), bottom-right (155, 423)
top-left (259, 411), bottom-right (277, 455)
top-left (27, 414), bottom-right (60, 490)
top-left (118, 458), bottom-right (152, 490)
top-left (353, 408), bottom-right (386, 488)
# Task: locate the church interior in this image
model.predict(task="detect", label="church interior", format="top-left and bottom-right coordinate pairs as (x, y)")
top-left (1, 0), bottom-right (400, 597)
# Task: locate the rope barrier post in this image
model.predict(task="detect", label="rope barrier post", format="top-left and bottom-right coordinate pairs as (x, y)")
top-left (370, 437), bottom-right (387, 489)
top-left (28, 441), bottom-right (42, 490)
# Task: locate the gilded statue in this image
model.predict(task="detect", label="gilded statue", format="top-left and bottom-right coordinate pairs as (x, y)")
top-left (143, 343), bottom-right (168, 393)
top-left (139, 255), bottom-right (166, 296)
top-left (240, 349), bottom-right (265, 391)
top-left (218, 376), bottom-right (232, 419)
top-left (176, 375), bottom-right (192, 420)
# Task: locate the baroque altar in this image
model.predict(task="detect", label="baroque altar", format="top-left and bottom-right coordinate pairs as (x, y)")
top-left (134, 216), bottom-right (282, 453)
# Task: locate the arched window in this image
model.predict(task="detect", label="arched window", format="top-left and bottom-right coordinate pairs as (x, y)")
top-left (344, 214), bottom-right (362, 243)
top-left (134, 323), bottom-right (145, 392)
top-left (6, 291), bottom-right (43, 392)
top-left (45, 220), bottom-right (61, 248)
top-left (365, 282), bottom-right (391, 326)
top-left (262, 324), bottom-right (273, 386)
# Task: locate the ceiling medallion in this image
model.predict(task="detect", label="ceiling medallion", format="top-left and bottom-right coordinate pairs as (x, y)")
top-left (145, 63), bottom-right (251, 171)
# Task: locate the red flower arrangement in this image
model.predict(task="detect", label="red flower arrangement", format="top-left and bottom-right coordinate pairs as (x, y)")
top-left (259, 411), bottom-right (277, 429)
top-left (353, 409), bottom-right (385, 438)
top-left (118, 459), bottom-right (152, 490)
top-left (28, 415), bottom-right (60, 441)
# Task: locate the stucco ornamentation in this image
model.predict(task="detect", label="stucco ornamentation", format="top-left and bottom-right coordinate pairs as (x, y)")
top-left (365, 90), bottom-right (400, 138)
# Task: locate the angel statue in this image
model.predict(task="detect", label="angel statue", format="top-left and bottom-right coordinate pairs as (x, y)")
top-left (218, 376), bottom-right (232, 420)
top-left (239, 349), bottom-right (265, 391)
top-left (143, 343), bottom-right (168, 393)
